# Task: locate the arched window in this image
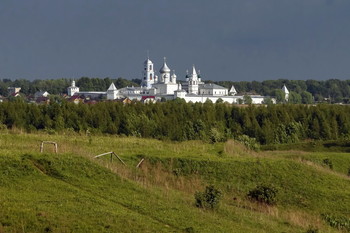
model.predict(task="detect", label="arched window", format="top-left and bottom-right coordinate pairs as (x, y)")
top-left (150, 74), bottom-right (153, 80)
top-left (150, 65), bottom-right (152, 70)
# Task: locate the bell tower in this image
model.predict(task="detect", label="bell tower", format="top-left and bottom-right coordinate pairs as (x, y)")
top-left (188, 65), bottom-right (199, 95)
top-left (141, 57), bottom-right (155, 88)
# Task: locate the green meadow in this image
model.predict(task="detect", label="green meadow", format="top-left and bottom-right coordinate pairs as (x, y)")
top-left (0, 131), bottom-right (349, 232)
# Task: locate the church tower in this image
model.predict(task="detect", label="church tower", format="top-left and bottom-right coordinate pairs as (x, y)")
top-left (229, 85), bottom-right (237, 96)
top-left (188, 65), bottom-right (199, 95)
top-left (141, 58), bottom-right (155, 88)
top-left (159, 57), bottom-right (171, 84)
top-left (282, 84), bottom-right (289, 101)
top-left (67, 79), bottom-right (79, 96)
top-left (107, 82), bottom-right (118, 100)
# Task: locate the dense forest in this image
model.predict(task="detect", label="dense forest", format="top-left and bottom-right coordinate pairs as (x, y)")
top-left (212, 79), bottom-right (350, 103)
top-left (0, 77), bottom-right (140, 96)
top-left (1, 77), bottom-right (350, 103)
top-left (1, 100), bottom-right (349, 145)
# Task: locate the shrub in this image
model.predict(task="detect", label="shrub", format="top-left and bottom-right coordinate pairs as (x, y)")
top-left (322, 158), bottom-right (333, 170)
top-left (321, 213), bottom-right (350, 231)
top-left (0, 123), bottom-right (7, 130)
top-left (236, 135), bottom-right (260, 151)
top-left (195, 185), bottom-right (222, 209)
top-left (184, 227), bottom-right (195, 233)
top-left (247, 185), bottom-right (278, 205)
top-left (347, 167), bottom-right (350, 177)
top-left (209, 128), bottom-right (224, 143)
top-left (305, 226), bottom-right (319, 233)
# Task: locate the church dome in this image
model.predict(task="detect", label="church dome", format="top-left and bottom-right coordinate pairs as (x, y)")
top-left (144, 58), bottom-right (153, 64)
top-left (159, 58), bottom-right (171, 73)
top-left (160, 63), bottom-right (170, 73)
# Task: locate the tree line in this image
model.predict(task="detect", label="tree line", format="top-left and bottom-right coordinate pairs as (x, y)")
top-left (213, 79), bottom-right (350, 103)
top-left (1, 100), bottom-right (349, 144)
top-left (0, 77), bottom-right (140, 96)
top-left (2, 77), bottom-right (350, 103)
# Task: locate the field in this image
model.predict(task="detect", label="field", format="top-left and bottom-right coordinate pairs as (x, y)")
top-left (0, 131), bottom-right (349, 232)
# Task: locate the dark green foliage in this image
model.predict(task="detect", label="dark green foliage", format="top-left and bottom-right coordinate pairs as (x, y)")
top-left (4, 78), bottom-right (350, 104)
top-left (288, 91), bottom-right (302, 104)
top-left (301, 91), bottom-right (313, 104)
top-left (216, 98), bottom-right (223, 103)
top-left (0, 77), bottom-right (138, 96)
top-left (1, 101), bottom-right (350, 145)
top-left (184, 227), bottom-right (195, 233)
top-left (323, 158), bottom-right (333, 170)
top-left (195, 185), bottom-right (222, 209)
top-left (321, 214), bottom-right (350, 231)
top-left (305, 226), bottom-right (319, 233)
top-left (247, 185), bottom-right (278, 205)
top-left (348, 167), bottom-right (350, 177)
top-left (243, 95), bottom-right (252, 104)
top-left (215, 79), bottom-right (350, 103)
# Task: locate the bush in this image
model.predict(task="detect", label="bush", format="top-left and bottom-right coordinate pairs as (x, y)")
top-left (247, 185), bottom-right (278, 205)
top-left (305, 226), bottom-right (319, 233)
top-left (209, 128), bottom-right (224, 143)
top-left (321, 213), bottom-right (350, 231)
top-left (195, 185), bottom-right (222, 209)
top-left (347, 167), bottom-right (350, 177)
top-left (323, 158), bottom-right (333, 170)
top-left (236, 135), bottom-right (260, 151)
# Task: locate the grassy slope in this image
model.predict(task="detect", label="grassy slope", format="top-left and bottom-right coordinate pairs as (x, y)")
top-left (0, 132), bottom-right (349, 232)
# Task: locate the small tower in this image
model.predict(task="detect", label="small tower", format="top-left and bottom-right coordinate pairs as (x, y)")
top-left (185, 70), bottom-right (189, 81)
top-left (67, 79), bottom-right (79, 96)
top-left (282, 84), bottom-right (289, 101)
top-left (229, 85), bottom-right (237, 96)
top-left (188, 65), bottom-right (199, 95)
top-left (141, 58), bottom-right (155, 88)
top-left (171, 70), bottom-right (177, 84)
top-left (107, 83), bottom-right (118, 100)
top-left (198, 70), bottom-right (202, 83)
top-left (159, 57), bottom-right (171, 84)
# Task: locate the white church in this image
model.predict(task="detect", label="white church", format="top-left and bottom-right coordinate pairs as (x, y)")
top-left (67, 57), bottom-right (278, 104)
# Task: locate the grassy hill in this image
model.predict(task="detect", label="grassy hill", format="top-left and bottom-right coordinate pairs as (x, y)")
top-left (0, 132), bottom-right (349, 232)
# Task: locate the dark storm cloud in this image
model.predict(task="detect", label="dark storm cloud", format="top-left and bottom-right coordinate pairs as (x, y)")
top-left (1, 0), bottom-right (350, 81)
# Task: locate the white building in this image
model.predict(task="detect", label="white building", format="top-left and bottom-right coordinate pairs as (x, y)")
top-left (67, 80), bottom-right (79, 96)
top-left (8, 87), bottom-right (21, 96)
top-left (141, 58), bottom-right (156, 88)
top-left (199, 83), bottom-right (228, 96)
top-left (106, 83), bottom-right (119, 100)
top-left (66, 57), bottom-right (275, 104)
top-left (152, 58), bottom-right (179, 95)
top-left (229, 85), bottom-right (237, 96)
top-left (67, 80), bottom-right (118, 100)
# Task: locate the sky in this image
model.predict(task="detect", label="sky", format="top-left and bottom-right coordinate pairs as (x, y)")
top-left (1, 0), bottom-right (350, 82)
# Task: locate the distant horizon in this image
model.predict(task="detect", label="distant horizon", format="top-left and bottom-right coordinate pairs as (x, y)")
top-left (1, 75), bottom-right (350, 83)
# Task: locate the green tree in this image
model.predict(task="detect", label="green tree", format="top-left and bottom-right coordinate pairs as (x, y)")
top-left (274, 89), bottom-right (285, 103)
top-left (243, 95), bottom-right (252, 104)
top-left (288, 91), bottom-right (302, 104)
top-left (301, 91), bottom-right (313, 104)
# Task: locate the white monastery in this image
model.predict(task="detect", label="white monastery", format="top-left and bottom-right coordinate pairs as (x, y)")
top-left (67, 57), bottom-right (278, 104)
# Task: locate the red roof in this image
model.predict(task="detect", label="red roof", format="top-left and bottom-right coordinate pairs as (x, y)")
top-left (141, 96), bottom-right (155, 100)
top-left (69, 96), bottom-right (81, 100)
top-left (10, 92), bottom-right (20, 97)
